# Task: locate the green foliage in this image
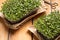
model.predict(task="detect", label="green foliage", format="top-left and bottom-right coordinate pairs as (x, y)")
top-left (2, 0), bottom-right (41, 22)
top-left (34, 11), bottom-right (60, 39)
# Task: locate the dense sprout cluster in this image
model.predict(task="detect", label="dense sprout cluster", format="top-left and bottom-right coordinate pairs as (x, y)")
top-left (2, 0), bottom-right (41, 22)
top-left (34, 11), bottom-right (60, 39)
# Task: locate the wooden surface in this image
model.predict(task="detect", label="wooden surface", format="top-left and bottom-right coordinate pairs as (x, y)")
top-left (0, 0), bottom-right (8, 40)
top-left (0, 0), bottom-right (60, 40)
top-left (9, 20), bottom-right (32, 40)
top-left (0, 20), bottom-right (8, 40)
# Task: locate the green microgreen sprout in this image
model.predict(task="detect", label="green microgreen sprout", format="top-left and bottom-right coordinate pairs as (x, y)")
top-left (1, 0), bottom-right (41, 22)
top-left (34, 11), bottom-right (60, 40)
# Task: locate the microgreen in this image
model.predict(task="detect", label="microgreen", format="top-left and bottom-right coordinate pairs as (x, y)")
top-left (1, 0), bottom-right (41, 22)
top-left (34, 11), bottom-right (60, 40)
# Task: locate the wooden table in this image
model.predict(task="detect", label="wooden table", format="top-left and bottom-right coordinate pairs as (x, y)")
top-left (0, 0), bottom-right (59, 40)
